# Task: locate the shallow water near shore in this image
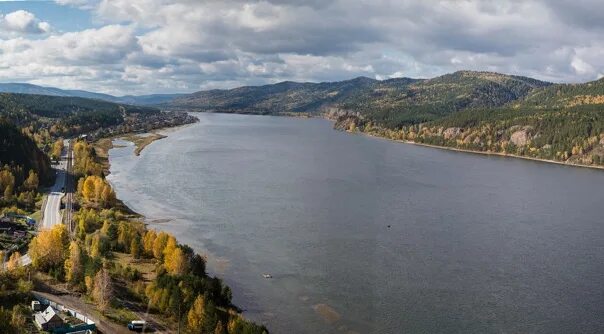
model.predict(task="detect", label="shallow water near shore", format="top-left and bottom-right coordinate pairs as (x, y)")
top-left (107, 113), bottom-right (604, 334)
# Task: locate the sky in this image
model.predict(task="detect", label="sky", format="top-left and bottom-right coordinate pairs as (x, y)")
top-left (0, 0), bottom-right (603, 95)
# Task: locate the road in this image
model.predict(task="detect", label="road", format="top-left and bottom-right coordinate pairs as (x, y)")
top-left (41, 141), bottom-right (69, 230)
top-left (19, 140), bottom-right (72, 267)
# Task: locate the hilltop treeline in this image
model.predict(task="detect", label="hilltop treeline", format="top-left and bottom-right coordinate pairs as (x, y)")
top-left (168, 70), bottom-right (604, 167)
top-left (166, 70), bottom-right (552, 127)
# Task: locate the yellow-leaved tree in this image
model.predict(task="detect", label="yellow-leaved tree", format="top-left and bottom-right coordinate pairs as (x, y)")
top-left (64, 241), bottom-right (84, 285)
top-left (187, 294), bottom-right (206, 331)
top-left (29, 224), bottom-right (69, 271)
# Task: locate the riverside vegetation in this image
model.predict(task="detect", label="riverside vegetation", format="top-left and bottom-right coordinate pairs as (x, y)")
top-left (26, 140), bottom-right (267, 333)
top-left (0, 93), bottom-right (265, 333)
top-left (165, 70), bottom-right (604, 168)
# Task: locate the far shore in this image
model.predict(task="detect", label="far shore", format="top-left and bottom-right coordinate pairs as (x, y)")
top-left (180, 110), bottom-right (604, 171)
top-left (355, 130), bottom-right (604, 171)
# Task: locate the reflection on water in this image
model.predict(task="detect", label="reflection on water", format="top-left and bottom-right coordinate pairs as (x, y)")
top-left (108, 113), bottom-right (604, 334)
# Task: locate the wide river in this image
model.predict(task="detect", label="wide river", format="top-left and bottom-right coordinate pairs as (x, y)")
top-left (107, 113), bottom-right (604, 334)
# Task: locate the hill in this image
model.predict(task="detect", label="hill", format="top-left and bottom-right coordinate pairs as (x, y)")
top-left (165, 70), bottom-right (604, 168)
top-left (339, 71), bottom-right (551, 127)
top-left (0, 93), bottom-right (160, 133)
top-left (0, 91), bottom-right (195, 138)
top-left (0, 83), bottom-right (183, 106)
top-left (518, 77), bottom-right (604, 108)
top-left (0, 119), bottom-right (53, 185)
top-left (167, 76), bottom-right (386, 114)
top-left (166, 71), bottom-right (551, 127)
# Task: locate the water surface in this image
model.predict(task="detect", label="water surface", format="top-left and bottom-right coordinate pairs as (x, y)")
top-left (108, 113), bottom-right (604, 334)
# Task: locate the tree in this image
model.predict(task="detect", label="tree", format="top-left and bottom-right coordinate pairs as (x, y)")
top-left (89, 234), bottom-right (108, 258)
top-left (100, 185), bottom-right (116, 207)
top-left (65, 241), bottom-right (84, 285)
top-left (0, 307), bottom-right (17, 334)
top-left (143, 230), bottom-right (157, 257)
top-left (51, 139), bottom-right (64, 162)
top-left (187, 295), bottom-right (206, 332)
top-left (93, 267), bottom-right (113, 312)
top-left (82, 177), bottom-right (96, 202)
top-left (23, 170), bottom-right (38, 191)
top-left (10, 305), bottom-right (28, 330)
top-left (164, 246), bottom-right (189, 276)
top-left (85, 275), bottom-right (94, 293)
top-left (130, 236), bottom-right (142, 259)
top-left (6, 252), bottom-right (21, 272)
top-left (29, 224), bottom-right (69, 272)
top-left (0, 169), bottom-right (15, 199)
top-left (153, 232), bottom-right (169, 260)
top-left (214, 321), bottom-right (226, 334)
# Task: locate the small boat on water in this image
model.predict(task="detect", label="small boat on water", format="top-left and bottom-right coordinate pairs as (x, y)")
top-left (263, 273), bottom-right (272, 279)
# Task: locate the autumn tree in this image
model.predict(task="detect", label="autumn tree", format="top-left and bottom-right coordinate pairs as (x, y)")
top-left (23, 170), bottom-right (39, 191)
top-left (6, 252), bottom-right (21, 272)
top-left (130, 236), bottom-right (142, 259)
top-left (93, 267), bottom-right (113, 312)
top-left (0, 169), bottom-right (15, 199)
top-left (88, 233), bottom-right (109, 258)
top-left (152, 232), bottom-right (169, 260)
top-left (187, 295), bottom-right (206, 332)
top-left (64, 241), bottom-right (84, 285)
top-left (51, 139), bottom-right (64, 162)
top-left (164, 246), bottom-right (189, 276)
top-left (214, 321), bottom-right (226, 334)
top-left (143, 230), bottom-right (157, 257)
top-left (79, 175), bottom-right (115, 207)
top-left (29, 224), bottom-right (69, 272)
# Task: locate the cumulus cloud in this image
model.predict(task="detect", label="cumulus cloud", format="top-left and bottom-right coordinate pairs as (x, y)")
top-left (0, 0), bottom-right (600, 94)
top-left (0, 10), bottom-right (50, 34)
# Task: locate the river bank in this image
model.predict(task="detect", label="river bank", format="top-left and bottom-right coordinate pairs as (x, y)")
top-left (103, 112), bottom-right (604, 333)
top-left (183, 111), bottom-right (604, 171)
top-left (354, 130), bottom-right (604, 171)
top-left (90, 124), bottom-right (269, 333)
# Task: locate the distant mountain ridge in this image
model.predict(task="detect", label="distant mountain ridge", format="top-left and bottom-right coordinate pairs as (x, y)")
top-left (165, 70), bottom-right (557, 126)
top-left (0, 83), bottom-right (184, 106)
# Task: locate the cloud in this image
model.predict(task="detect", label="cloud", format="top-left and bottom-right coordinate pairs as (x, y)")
top-left (0, 10), bottom-right (50, 34)
top-left (0, 0), bottom-right (596, 94)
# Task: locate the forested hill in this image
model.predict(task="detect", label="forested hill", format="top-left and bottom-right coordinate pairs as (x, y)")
top-left (518, 77), bottom-right (604, 108)
top-left (0, 92), bottom-right (159, 134)
top-left (166, 70), bottom-right (604, 168)
top-left (165, 70), bottom-right (551, 126)
top-left (0, 119), bottom-right (53, 184)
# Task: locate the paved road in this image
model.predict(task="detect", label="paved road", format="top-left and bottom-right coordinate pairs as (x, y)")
top-left (18, 140), bottom-right (71, 267)
top-left (41, 144), bottom-right (69, 230)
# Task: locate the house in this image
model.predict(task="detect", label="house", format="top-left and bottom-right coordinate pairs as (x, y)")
top-left (31, 300), bottom-right (42, 312)
top-left (34, 306), bottom-right (64, 331)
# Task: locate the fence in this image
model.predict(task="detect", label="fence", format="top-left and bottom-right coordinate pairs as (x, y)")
top-left (32, 293), bottom-right (97, 334)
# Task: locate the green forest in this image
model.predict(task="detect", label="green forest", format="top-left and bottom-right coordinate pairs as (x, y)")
top-left (164, 70), bottom-right (604, 167)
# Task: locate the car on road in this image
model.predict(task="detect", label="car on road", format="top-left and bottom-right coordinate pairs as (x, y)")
top-left (127, 320), bottom-right (146, 332)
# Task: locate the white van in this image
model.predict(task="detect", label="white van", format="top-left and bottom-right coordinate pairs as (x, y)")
top-left (127, 320), bottom-right (146, 331)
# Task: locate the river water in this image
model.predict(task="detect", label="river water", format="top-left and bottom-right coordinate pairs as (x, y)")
top-left (107, 113), bottom-right (604, 334)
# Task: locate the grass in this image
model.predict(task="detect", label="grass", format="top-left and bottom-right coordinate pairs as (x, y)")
top-left (112, 252), bottom-right (157, 282)
top-left (105, 306), bottom-right (139, 325)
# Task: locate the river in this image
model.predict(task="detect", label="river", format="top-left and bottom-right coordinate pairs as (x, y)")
top-left (107, 113), bottom-right (604, 334)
